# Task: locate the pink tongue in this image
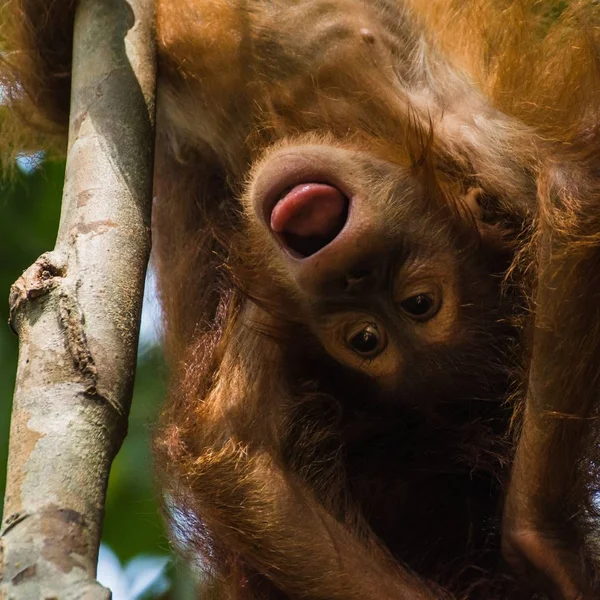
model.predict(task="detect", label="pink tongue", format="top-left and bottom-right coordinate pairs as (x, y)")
top-left (270, 183), bottom-right (347, 237)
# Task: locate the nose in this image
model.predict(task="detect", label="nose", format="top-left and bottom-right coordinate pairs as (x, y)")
top-left (284, 216), bottom-right (383, 296)
top-left (344, 268), bottom-right (374, 293)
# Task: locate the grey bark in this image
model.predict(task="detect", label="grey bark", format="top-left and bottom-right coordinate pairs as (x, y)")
top-left (0, 0), bottom-right (156, 597)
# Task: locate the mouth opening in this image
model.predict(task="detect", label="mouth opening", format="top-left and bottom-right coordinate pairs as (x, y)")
top-left (269, 182), bottom-right (350, 258)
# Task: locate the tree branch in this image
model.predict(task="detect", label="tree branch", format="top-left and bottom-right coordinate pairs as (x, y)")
top-left (0, 0), bottom-right (156, 596)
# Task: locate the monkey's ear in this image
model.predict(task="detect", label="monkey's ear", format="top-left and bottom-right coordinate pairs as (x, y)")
top-left (462, 187), bottom-right (484, 220)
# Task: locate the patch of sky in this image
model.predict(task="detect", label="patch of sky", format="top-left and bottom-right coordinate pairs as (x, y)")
top-left (97, 543), bottom-right (170, 600)
top-left (16, 151), bottom-right (44, 174)
top-left (139, 266), bottom-right (163, 354)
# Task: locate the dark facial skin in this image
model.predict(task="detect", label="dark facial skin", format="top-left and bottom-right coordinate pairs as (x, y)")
top-left (244, 143), bottom-right (509, 395)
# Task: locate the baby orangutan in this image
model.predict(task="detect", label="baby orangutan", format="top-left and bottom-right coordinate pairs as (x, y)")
top-left (3, 0), bottom-right (600, 598)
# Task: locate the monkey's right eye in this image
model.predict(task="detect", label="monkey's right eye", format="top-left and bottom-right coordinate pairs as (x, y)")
top-left (399, 293), bottom-right (439, 322)
top-left (347, 323), bottom-right (386, 357)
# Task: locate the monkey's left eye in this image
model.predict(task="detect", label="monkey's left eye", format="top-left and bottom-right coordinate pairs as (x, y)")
top-left (346, 323), bottom-right (386, 357)
top-left (400, 293), bottom-right (439, 321)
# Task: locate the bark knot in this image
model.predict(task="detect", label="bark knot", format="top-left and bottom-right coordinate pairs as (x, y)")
top-left (9, 253), bottom-right (66, 332)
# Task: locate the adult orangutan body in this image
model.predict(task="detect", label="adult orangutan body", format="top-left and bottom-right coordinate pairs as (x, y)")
top-left (4, 0), bottom-right (600, 598)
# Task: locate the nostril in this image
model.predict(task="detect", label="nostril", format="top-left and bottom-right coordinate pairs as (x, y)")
top-left (344, 269), bottom-right (372, 291)
top-left (270, 183), bottom-right (349, 257)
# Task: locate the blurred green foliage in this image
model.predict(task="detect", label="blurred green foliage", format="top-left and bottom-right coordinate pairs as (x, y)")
top-left (0, 159), bottom-right (191, 597)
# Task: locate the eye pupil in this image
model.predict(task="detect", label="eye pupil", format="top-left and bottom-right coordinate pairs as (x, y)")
top-left (350, 326), bottom-right (379, 354)
top-left (401, 294), bottom-right (434, 317)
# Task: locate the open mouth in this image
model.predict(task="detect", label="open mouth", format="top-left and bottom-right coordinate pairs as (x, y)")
top-left (269, 183), bottom-right (350, 257)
